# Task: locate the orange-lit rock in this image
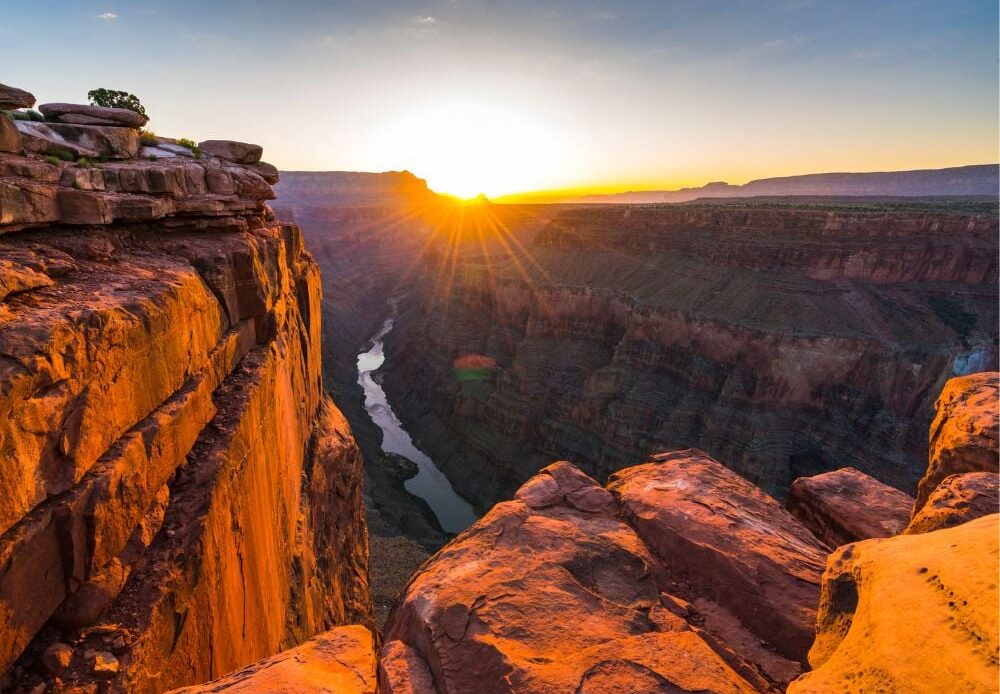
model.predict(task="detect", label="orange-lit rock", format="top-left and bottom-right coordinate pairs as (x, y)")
top-left (906, 471), bottom-right (999, 534)
top-left (789, 513), bottom-right (999, 693)
top-left (609, 450), bottom-right (827, 666)
top-left (916, 372), bottom-right (999, 512)
top-left (786, 467), bottom-right (914, 547)
top-left (380, 456), bottom-right (831, 692)
top-left (0, 84), bottom-right (373, 693)
top-left (166, 626), bottom-right (377, 694)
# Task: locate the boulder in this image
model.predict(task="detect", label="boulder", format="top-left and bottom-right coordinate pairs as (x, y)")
top-left (0, 113), bottom-right (21, 153)
top-left (38, 103), bottom-right (148, 128)
top-left (199, 139), bottom-right (263, 164)
top-left (608, 450), bottom-right (828, 665)
top-left (0, 83), bottom-right (35, 110)
top-left (14, 121), bottom-right (99, 159)
top-left (916, 372), bottom-right (999, 512)
top-left (786, 467), bottom-right (914, 547)
top-left (906, 472), bottom-right (998, 534)
top-left (45, 122), bottom-right (140, 159)
top-left (789, 513), bottom-right (999, 693)
top-left (165, 626), bottom-right (377, 693)
top-left (380, 461), bottom-right (763, 693)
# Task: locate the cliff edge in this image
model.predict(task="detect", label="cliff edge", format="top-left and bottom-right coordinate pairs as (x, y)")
top-left (0, 84), bottom-right (373, 693)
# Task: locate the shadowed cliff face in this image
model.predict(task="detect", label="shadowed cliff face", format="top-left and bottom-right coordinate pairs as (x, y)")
top-left (0, 88), bottom-right (372, 693)
top-left (379, 201), bottom-right (999, 509)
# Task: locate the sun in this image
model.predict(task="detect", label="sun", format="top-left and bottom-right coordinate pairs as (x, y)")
top-left (376, 98), bottom-right (571, 199)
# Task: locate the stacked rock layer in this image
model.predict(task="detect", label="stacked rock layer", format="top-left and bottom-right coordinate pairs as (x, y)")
top-left (0, 84), bottom-right (373, 693)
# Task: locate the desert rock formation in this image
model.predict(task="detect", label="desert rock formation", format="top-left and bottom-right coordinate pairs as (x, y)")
top-left (382, 202), bottom-right (998, 510)
top-left (0, 84), bottom-right (372, 693)
top-left (785, 467), bottom-right (914, 546)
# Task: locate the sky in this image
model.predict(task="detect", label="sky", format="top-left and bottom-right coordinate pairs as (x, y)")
top-left (4, 0), bottom-right (999, 197)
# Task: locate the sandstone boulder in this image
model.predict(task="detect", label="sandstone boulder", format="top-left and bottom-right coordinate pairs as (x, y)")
top-left (166, 626), bottom-right (377, 693)
top-left (0, 113), bottom-right (21, 153)
top-left (906, 471), bottom-right (998, 534)
top-left (916, 372), bottom-right (999, 512)
top-left (786, 467), bottom-right (914, 547)
top-left (45, 122), bottom-right (140, 159)
top-left (15, 121), bottom-right (99, 158)
top-left (609, 450), bottom-right (828, 665)
top-left (0, 83), bottom-right (35, 109)
top-left (199, 139), bottom-right (263, 164)
top-left (380, 461), bottom-right (763, 693)
top-left (38, 102), bottom-right (148, 128)
top-left (789, 513), bottom-right (999, 693)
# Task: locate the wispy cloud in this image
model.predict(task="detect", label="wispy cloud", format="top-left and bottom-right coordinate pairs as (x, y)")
top-left (854, 49), bottom-right (887, 60)
top-left (97, 12), bottom-right (118, 20)
top-left (415, 16), bottom-right (437, 24)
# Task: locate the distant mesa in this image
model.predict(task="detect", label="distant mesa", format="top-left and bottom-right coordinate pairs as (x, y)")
top-left (569, 164), bottom-right (1000, 204)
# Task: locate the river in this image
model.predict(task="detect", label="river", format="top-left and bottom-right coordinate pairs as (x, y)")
top-left (356, 310), bottom-right (478, 534)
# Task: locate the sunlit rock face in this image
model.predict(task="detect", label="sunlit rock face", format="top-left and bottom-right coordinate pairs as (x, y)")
top-left (0, 84), bottom-right (372, 693)
top-left (380, 452), bottom-right (827, 692)
top-left (380, 202), bottom-right (999, 510)
top-left (789, 514), bottom-right (999, 694)
top-left (165, 626), bottom-right (378, 694)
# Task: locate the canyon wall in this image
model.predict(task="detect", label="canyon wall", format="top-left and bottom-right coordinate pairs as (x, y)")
top-left (382, 201), bottom-right (998, 509)
top-left (0, 88), bottom-right (372, 693)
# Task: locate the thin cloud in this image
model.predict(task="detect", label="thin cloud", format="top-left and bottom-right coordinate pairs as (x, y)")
top-left (97, 12), bottom-right (118, 20)
top-left (415, 16), bottom-right (437, 24)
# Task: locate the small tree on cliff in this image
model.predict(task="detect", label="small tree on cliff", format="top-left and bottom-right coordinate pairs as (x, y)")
top-left (87, 88), bottom-right (147, 118)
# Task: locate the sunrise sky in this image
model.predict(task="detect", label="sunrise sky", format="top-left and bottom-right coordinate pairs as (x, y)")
top-left (5, 1), bottom-right (999, 197)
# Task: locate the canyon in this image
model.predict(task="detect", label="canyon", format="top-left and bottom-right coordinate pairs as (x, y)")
top-left (376, 198), bottom-right (998, 511)
top-left (1, 80), bottom-right (998, 694)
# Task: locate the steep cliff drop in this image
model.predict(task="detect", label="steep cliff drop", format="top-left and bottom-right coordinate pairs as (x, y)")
top-left (0, 85), bottom-right (373, 693)
top-left (380, 200), bottom-right (999, 509)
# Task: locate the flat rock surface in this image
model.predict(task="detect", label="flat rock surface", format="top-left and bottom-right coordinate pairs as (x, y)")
top-left (790, 513), bottom-right (999, 693)
top-left (166, 626), bottom-right (377, 693)
top-left (786, 467), bottom-right (914, 547)
top-left (39, 102), bottom-right (148, 128)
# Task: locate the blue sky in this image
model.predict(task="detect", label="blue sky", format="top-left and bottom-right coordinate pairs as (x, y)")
top-left (4, 1), bottom-right (998, 195)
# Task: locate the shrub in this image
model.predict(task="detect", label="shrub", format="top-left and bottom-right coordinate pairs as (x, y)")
top-left (44, 155), bottom-right (62, 166)
top-left (139, 129), bottom-right (157, 146)
top-left (87, 88), bottom-right (147, 118)
top-left (51, 148), bottom-right (76, 161)
top-left (148, 155), bottom-right (158, 161)
top-left (177, 138), bottom-right (203, 158)
top-left (7, 109), bottom-right (44, 121)
top-left (76, 157), bottom-right (92, 169)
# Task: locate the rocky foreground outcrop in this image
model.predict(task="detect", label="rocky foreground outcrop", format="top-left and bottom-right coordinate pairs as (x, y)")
top-left (134, 371), bottom-right (998, 693)
top-left (380, 452), bottom-right (826, 692)
top-left (0, 85), bottom-right (372, 693)
top-left (785, 467), bottom-right (914, 547)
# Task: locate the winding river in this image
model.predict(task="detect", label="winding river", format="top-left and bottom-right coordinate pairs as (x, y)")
top-left (357, 309), bottom-right (478, 534)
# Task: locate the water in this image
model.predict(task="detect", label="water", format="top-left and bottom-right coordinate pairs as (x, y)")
top-left (357, 311), bottom-right (478, 534)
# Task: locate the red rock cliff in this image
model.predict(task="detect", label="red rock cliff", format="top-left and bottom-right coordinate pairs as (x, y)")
top-left (0, 86), bottom-right (372, 693)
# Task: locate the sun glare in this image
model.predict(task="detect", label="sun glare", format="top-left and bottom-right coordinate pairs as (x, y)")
top-left (376, 98), bottom-right (572, 199)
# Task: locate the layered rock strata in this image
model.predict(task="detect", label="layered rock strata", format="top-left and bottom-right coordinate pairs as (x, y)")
top-left (0, 85), bottom-right (372, 693)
